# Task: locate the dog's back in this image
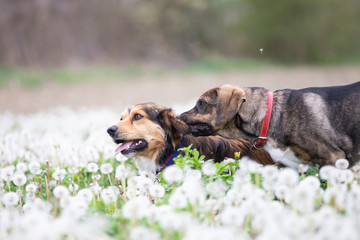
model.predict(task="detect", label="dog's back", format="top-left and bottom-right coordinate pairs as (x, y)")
top-left (277, 81), bottom-right (360, 166)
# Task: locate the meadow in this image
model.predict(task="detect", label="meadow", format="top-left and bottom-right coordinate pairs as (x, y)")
top-left (0, 106), bottom-right (359, 240)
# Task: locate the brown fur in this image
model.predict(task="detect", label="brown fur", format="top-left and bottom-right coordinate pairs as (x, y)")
top-left (108, 102), bottom-right (274, 172)
top-left (180, 83), bottom-right (360, 168)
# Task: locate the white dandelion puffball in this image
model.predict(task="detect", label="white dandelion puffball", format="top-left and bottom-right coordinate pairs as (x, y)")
top-left (53, 185), bottom-right (70, 199)
top-left (77, 188), bottom-right (94, 203)
top-left (16, 162), bottom-right (28, 173)
top-left (12, 172), bottom-right (27, 186)
top-left (26, 183), bottom-right (38, 193)
top-left (130, 226), bottom-right (160, 240)
top-left (87, 162), bottom-right (99, 173)
top-left (169, 192), bottom-right (188, 209)
top-left (52, 169), bottom-right (67, 181)
top-left (115, 164), bottom-right (128, 180)
top-left (335, 159), bottom-right (349, 170)
top-left (116, 153), bottom-right (128, 162)
top-left (28, 161), bottom-right (42, 175)
top-left (2, 192), bottom-right (19, 207)
top-left (1, 166), bottom-right (15, 181)
top-left (202, 161), bottom-right (216, 176)
top-left (100, 163), bottom-right (113, 174)
top-left (149, 184), bottom-right (165, 199)
top-left (101, 187), bottom-right (117, 204)
top-left (278, 168), bottom-right (299, 187)
top-left (163, 165), bottom-right (183, 184)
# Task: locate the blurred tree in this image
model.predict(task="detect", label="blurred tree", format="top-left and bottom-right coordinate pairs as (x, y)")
top-left (0, 0), bottom-right (359, 66)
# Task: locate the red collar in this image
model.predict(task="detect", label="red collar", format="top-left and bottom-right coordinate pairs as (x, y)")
top-left (253, 92), bottom-right (273, 149)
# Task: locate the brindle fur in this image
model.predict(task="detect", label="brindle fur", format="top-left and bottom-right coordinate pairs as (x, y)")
top-left (180, 82), bottom-right (360, 167)
top-left (109, 103), bottom-right (274, 172)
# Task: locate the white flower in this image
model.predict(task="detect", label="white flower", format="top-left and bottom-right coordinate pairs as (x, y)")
top-left (115, 164), bottom-right (128, 180)
top-left (299, 176), bottom-right (320, 191)
top-left (220, 206), bottom-right (245, 227)
top-left (319, 165), bottom-right (337, 180)
top-left (92, 174), bottom-right (101, 181)
top-left (163, 165), bottom-right (183, 184)
top-left (87, 162), bottom-right (99, 173)
top-left (298, 164), bottom-right (309, 173)
top-left (52, 168), bottom-right (67, 181)
top-left (149, 184), bottom-right (165, 199)
top-left (335, 159), bottom-right (349, 170)
top-left (1, 166), bottom-right (15, 181)
top-left (68, 183), bottom-right (79, 193)
top-left (169, 192), bottom-right (188, 209)
top-left (116, 153), bottom-right (128, 162)
top-left (278, 168), bottom-right (299, 187)
top-left (202, 161), bottom-right (216, 176)
top-left (130, 226), bottom-right (160, 240)
top-left (122, 196), bottom-right (151, 219)
top-left (77, 188), bottom-right (94, 203)
top-left (101, 187), bottom-right (117, 203)
top-left (205, 179), bottom-right (227, 198)
top-left (261, 165), bottom-right (279, 180)
top-left (275, 185), bottom-right (291, 202)
top-left (29, 161), bottom-right (42, 175)
top-left (12, 172), bottom-right (27, 186)
top-left (100, 163), bottom-right (113, 174)
top-left (53, 185), bottom-right (70, 199)
top-left (26, 183), bottom-right (38, 193)
top-left (2, 192), bottom-right (19, 207)
top-left (16, 162), bottom-right (28, 172)
top-left (185, 169), bottom-right (202, 180)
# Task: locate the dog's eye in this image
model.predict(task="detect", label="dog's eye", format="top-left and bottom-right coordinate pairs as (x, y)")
top-left (133, 114), bottom-right (143, 121)
top-left (120, 117), bottom-right (123, 121)
top-left (197, 100), bottom-right (206, 108)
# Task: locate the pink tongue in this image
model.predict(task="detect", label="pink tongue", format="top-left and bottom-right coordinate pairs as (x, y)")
top-left (115, 141), bottom-right (135, 155)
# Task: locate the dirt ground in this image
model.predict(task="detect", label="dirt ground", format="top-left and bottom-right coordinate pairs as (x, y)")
top-left (1, 66), bottom-right (359, 114)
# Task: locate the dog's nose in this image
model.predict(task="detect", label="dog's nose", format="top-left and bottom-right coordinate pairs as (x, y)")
top-left (107, 125), bottom-right (118, 136)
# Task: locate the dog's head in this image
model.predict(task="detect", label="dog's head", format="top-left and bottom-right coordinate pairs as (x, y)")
top-left (180, 85), bottom-right (246, 136)
top-left (107, 103), bottom-right (189, 171)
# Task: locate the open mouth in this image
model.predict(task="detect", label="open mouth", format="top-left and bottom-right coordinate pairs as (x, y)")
top-left (189, 123), bottom-right (213, 136)
top-left (114, 139), bottom-right (148, 155)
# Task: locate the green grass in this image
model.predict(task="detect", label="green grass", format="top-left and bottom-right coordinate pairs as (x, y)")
top-left (0, 65), bottom-right (143, 88)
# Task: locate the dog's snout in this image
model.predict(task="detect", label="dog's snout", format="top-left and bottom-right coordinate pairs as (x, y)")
top-left (107, 125), bottom-right (118, 136)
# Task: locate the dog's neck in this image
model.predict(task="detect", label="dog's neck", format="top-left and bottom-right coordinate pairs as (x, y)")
top-left (235, 87), bottom-right (271, 139)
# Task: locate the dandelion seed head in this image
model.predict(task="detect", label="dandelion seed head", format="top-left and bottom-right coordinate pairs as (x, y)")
top-left (52, 168), bottom-right (67, 181)
top-left (335, 159), bottom-right (349, 170)
top-left (100, 163), bottom-right (113, 174)
top-left (53, 185), bottom-right (70, 199)
top-left (163, 165), bottom-right (183, 184)
top-left (149, 184), bottom-right (165, 199)
top-left (2, 192), bottom-right (19, 207)
top-left (87, 162), bottom-right (99, 173)
top-left (202, 161), bottom-right (216, 176)
top-left (12, 172), bottom-right (27, 186)
top-left (28, 161), bottom-right (42, 175)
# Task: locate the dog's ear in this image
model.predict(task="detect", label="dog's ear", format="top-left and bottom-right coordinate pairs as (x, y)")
top-left (158, 109), bottom-right (190, 140)
top-left (216, 86), bottom-right (246, 125)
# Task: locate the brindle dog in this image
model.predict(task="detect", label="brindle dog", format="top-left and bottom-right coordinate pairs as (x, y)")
top-left (107, 103), bottom-right (274, 173)
top-left (180, 82), bottom-right (360, 168)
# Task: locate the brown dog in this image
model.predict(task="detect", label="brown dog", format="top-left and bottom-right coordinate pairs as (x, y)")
top-left (107, 103), bottom-right (274, 173)
top-left (180, 83), bottom-right (360, 168)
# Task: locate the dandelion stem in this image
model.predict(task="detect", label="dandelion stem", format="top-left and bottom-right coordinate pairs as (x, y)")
top-left (44, 175), bottom-right (51, 202)
top-left (18, 187), bottom-right (23, 214)
top-left (121, 177), bottom-right (127, 202)
top-left (108, 174), bottom-right (113, 186)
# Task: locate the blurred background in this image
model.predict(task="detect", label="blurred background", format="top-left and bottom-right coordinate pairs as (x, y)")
top-left (1, 0), bottom-right (360, 113)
